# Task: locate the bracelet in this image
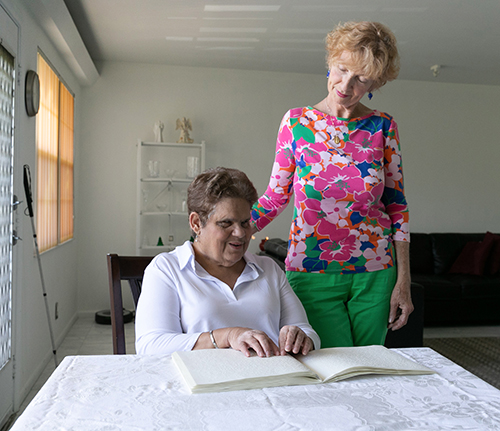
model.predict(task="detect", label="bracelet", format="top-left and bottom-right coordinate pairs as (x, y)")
top-left (209, 330), bottom-right (219, 349)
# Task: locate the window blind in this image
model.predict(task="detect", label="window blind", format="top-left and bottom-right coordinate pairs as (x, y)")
top-left (36, 53), bottom-right (74, 252)
top-left (59, 83), bottom-right (74, 243)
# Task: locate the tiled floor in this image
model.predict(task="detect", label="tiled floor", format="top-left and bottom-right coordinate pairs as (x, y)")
top-left (7, 314), bottom-right (500, 429)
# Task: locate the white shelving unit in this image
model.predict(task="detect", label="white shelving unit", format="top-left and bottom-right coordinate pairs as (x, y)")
top-left (136, 140), bottom-right (206, 255)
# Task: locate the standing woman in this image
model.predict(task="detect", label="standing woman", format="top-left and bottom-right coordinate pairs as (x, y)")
top-left (251, 21), bottom-right (412, 348)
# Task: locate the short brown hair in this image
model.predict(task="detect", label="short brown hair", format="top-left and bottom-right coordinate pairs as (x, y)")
top-left (187, 167), bottom-right (258, 229)
top-left (325, 21), bottom-right (400, 89)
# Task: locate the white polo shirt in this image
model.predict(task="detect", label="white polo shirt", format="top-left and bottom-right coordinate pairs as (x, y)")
top-left (135, 241), bottom-right (320, 355)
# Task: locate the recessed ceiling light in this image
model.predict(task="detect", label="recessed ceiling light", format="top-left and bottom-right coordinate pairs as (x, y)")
top-left (165, 37), bottom-right (194, 42)
top-left (204, 5), bottom-right (280, 12)
top-left (200, 27), bottom-right (267, 33)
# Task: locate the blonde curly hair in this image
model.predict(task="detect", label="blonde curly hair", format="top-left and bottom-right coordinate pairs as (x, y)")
top-left (325, 21), bottom-right (400, 90)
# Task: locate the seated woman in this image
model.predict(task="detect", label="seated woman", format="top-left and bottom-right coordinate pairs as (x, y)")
top-left (135, 167), bottom-right (320, 357)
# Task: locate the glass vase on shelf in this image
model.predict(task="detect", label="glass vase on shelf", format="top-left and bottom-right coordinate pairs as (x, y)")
top-left (186, 156), bottom-right (199, 179)
top-left (180, 190), bottom-right (187, 213)
top-left (148, 160), bottom-right (160, 178)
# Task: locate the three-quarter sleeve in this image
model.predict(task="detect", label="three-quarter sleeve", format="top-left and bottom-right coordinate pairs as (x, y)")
top-left (382, 119), bottom-right (409, 242)
top-left (252, 111), bottom-right (296, 231)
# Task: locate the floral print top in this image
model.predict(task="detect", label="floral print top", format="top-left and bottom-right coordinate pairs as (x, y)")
top-left (251, 106), bottom-right (409, 274)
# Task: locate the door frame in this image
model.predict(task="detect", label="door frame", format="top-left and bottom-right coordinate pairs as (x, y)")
top-left (0, 3), bottom-right (19, 428)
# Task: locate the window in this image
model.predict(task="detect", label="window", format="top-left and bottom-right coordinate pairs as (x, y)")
top-left (0, 43), bottom-right (14, 370)
top-left (36, 53), bottom-right (74, 252)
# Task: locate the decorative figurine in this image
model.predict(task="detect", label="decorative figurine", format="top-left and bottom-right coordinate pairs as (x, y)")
top-left (176, 117), bottom-right (194, 143)
top-left (154, 121), bottom-right (164, 142)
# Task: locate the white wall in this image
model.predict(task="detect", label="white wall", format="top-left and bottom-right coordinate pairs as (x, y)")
top-left (0, 0), bottom-right (81, 411)
top-left (78, 60), bottom-right (500, 313)
top-left (376, 80), bottom-right (500, 232)
top-left (77, 61), bottom-right (326, 311)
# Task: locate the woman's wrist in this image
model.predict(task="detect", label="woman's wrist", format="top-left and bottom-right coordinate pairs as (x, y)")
top-left (212, 327), bottom-right (236, 350)
top-left (209, 330), bottom-right (219, 349)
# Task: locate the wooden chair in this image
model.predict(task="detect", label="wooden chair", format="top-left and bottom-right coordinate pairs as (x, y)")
top-left (107, 253), bottom-right (153, 354)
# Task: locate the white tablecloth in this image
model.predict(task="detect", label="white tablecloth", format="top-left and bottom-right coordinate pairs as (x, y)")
top-left (11, 348), bottom-right (500, 430)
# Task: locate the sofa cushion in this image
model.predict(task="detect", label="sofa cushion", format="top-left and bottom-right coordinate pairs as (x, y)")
top-left (460, 275), bottom-right (500, 299)
top-left (411, 274), bottom-right (462, 300)
top-left (424, 300), bottom-right (463, 326)
top-left (448, 232), bottom-right (495, 276)
top-left (431, 233), bottom-right (486, 275)
top-left (409, 233), bottom-right (434, 274)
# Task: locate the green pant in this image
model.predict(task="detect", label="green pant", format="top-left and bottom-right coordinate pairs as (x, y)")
top-left (287, 267), bottom-right (397, 348)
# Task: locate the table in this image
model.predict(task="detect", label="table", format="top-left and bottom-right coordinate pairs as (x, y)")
top-left (10, 348), bottom-right (500, 430)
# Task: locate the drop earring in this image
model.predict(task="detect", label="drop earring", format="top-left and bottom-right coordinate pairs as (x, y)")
top-left (368, 92), bottom-right (373, 100)
top-left (326, 70), bottom-right (330, 78)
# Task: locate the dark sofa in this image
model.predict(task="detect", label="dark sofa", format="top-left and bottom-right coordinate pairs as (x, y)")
top-left (258, 238), bottom-right (424, 348)
top-left (410, 232), bottom-right (500, 326)
top-left (260, 232), bottom-right (500, 331)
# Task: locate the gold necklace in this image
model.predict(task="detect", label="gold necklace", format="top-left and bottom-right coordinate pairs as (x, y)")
top-left (325, 99), bottom-right (334, 117)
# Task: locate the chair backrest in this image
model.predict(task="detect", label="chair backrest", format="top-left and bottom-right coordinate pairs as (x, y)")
top-left (107, 253), bottom-right (153, 354)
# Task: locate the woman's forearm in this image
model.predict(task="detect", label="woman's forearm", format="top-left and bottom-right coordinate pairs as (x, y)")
top-left (388, 240), bottom-right (413, 329)
top-left (394, 240), bottom-right (410, 285)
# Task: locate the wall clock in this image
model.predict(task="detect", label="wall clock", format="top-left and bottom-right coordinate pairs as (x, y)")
top-left (25, 70), bottom-right (40, 117)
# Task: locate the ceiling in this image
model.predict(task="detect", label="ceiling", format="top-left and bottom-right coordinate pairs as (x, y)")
top-left (62, 0), bottom-right (500, 86)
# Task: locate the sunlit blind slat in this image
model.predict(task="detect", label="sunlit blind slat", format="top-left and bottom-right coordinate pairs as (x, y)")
top-left (59, 83), bottom-right (74, 243)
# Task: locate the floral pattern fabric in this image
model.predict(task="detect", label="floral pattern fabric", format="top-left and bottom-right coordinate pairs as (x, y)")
top-left (252, 106), bottom-right (409, 274)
